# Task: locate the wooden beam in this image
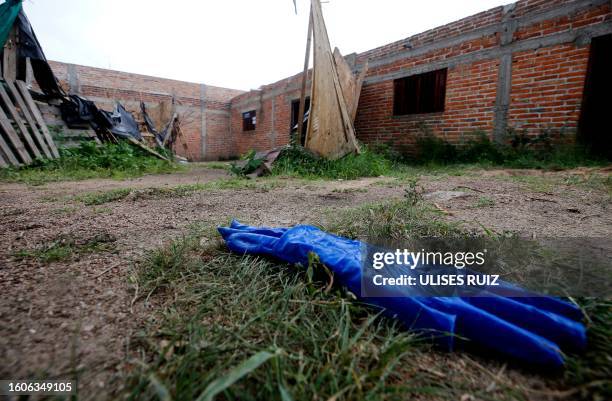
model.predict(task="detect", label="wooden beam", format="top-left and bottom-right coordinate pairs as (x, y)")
top-left (0, 83), bottom-right (42, 159)
top-left (25, 58), bottom-right (34, 86)
top-left (127, 137), bottom-right (169, 161)
top-left (0, 149), bottom-right (8, 168)
top-left (161, 113), bottom-right (178, 147)
top-left (0, 128), bottom-right (20, 166)
top-left (2, 25), bottom-right (18, 81)
top-left (0, 100), bottom-right (31, 164)
top-left (5, 80), bottom-right (52, 158)
top-left (296, 4), bottom-right (313, 145)
top-left (15, 80), bottom-right (60, 158)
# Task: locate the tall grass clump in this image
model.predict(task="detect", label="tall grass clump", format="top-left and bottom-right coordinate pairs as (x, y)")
top-left (0, 141), bottom-right (180, 184)
top-left (409, 130), bottom-right (608, 169)
top-left (271, 145), bottom-right (393, 180)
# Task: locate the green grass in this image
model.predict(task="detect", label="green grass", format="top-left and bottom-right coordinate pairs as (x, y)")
top-left (406, 132), bottom-right (609, 170)
top-left (76, 188), bottom-right (133, 205)
top-left (14, 233), bottom-right (116, 263)
top-left (126, 210), bottom-right (611, 400)
top-left (73, 179), bottom-right (287, 206)
top-left (271, 146), bottom-right (393, 180)
top-left (322, 198), bottom-right (464, 241)
top-left (472, 196), bottom-right (495, 208)
top-left (0, 142), bottom-right (181, 185)
top-left (129, 232), bottom-right (424, 401)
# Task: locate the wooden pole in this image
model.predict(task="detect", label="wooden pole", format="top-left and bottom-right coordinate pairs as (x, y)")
top-left (296, 3), bottom-right (313, 145)
top-left (2, 25), bottom-right (18, 81)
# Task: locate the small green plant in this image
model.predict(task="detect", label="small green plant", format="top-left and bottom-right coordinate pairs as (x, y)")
top-left (76, 188), bottom-right (133, 205)
top-left (403, 178), bottom-right (422, 206)
top-left (473, 196), bottom-right (495, 208)
top-left (230, 150), bottom-right (264, 176)
top-left (0, 141), bottom-right (181, 185)
top-left (14, 234), bottom-right (116, 263)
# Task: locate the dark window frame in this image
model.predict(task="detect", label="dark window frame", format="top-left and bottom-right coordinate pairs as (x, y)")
top-left (242, 110), bottom-right (257, 131)
top-left (290, 97), bottom-right (310, 129)
top-left (393, 68), bottom-right (447, 116)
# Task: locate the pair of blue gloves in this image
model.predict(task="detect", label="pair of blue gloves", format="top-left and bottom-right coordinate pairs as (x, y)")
top-left (219, 221), bottom-right (586, 367)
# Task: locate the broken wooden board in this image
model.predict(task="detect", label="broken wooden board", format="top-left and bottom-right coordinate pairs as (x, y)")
top-left (126, 136), bottom-right (169, 161)
top-left (16, 80), bottom-right (60, 158)
top-left (0, 126), bottom-right (20, 166)
top-left (0, 91), bottom-right (31, 164)
top-left (0, 83), bottom-right (41, 159)
top-left (305, 0), bottom-right (360, 160)
top-left (5, 80), bottom-right (52, 158)
top-left (333, 48), bottom-right (368, 122)
top-left (0, 150), bottom-right (8, 168)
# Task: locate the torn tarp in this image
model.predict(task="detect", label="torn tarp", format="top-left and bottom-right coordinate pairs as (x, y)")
top-left (0, 0), bottom-right (21, 50)
top-left (61, 95), bottom-right (142, 141)
top-left (106, 103), bottom-right (142, 141)
top-left (140, 101), bottom-right (177, 147)
top-left (140, 101), bottom-right (160, 138)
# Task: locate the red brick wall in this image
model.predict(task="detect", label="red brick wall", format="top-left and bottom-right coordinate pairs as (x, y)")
top-left (47, 0), bottom-right (611, 160)
top-left (228, 0), bottom-right (611, 157)
top-left (48, 61), bottom-right (243, 161)
top-left (508, 44), bottom-right (590, 137)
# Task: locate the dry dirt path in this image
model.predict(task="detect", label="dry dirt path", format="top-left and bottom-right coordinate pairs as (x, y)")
top-left (0, 166), bottom-right (609, 399)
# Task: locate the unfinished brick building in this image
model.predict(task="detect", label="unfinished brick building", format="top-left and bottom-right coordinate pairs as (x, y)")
top-left (49, 0), bottom-right (612, 161)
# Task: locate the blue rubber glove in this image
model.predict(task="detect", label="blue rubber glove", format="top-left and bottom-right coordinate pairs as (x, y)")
top-left (219, 221), bottom-right (586, 367)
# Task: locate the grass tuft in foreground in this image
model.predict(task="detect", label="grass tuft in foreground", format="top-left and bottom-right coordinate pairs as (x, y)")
top-left (129, 231), bottom-right (421, 401)
top-left (0, 142), bottom-right (181, 185)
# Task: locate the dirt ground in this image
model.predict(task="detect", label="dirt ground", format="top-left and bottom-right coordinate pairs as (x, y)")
top-left (0, 165), bottom-right (610, 399)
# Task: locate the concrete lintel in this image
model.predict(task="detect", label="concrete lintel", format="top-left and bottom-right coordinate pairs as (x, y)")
top-left (67, 64), bottom-right (80, 94)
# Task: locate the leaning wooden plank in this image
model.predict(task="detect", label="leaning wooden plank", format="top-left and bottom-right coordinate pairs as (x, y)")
top-left (305, 0), bottom-right (359, 160)
top-left (351, 61), bottom-right (368, 122)
top-left (0, 101), bottom-right (32, 164)
top-left (0, 151), bottom-right (8, 168)
top-left (0, 130), bottom-right (20, 166)
top-left (15, 80), bottom-right (60, 158)
top-left (0, 84), bottom-right (42, 159)
top-left (333, 48), bottom-right (358, 121)
top-left (5, 80), bottom-right (52, 159)
top-left (126, 137), bottom-right (169, 161)
top-left (161, 113), bottom-right (178, 147)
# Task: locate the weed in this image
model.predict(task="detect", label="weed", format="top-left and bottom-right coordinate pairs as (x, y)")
top-left (0, 142), bottom-right (181, 185)
top-left (72, 179), bottom-right (285, 206)
top-left (403, 130), bottom-right (609, 169)
top-left (403, 178), bottom-right (422, 206)
top-left (204, 162), bottom-right (231, 170)
top-left (76, 188), bottom-right (132, 205)
top-left (322, 199), bottom-right (463, 241)
top-left (272, 145), bottom-right (392, 180)
top-left (331, 187), bottom-right (368, 194)
top-left (14, 233), bottom-right (116, 263)
top-left (473, 196), bottom-right (495, 208)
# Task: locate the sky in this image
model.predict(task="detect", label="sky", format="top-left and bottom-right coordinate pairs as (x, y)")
top-left (17, 0), bottom-right (510, 91)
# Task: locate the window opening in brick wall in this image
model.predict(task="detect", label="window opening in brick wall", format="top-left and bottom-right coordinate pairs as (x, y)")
top-left (242, 110), bottom-right (256, 131)
top-left (291, 97), bottom-right (310, 144)
top-left (393, 68), bottom-right (447, 115)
